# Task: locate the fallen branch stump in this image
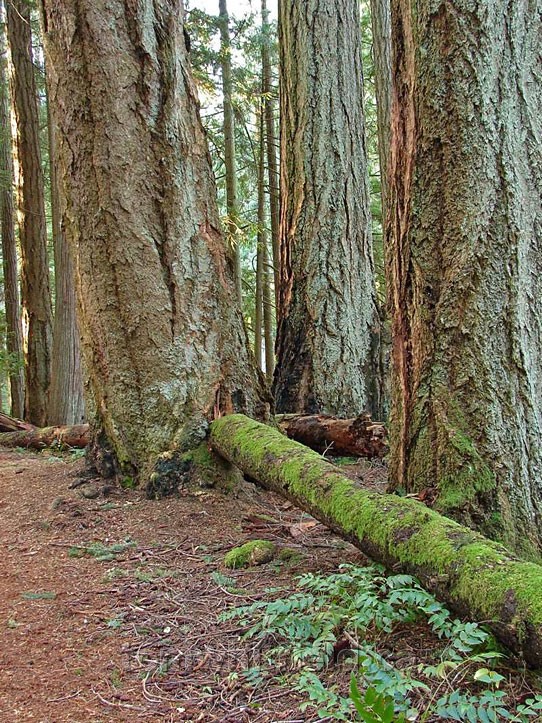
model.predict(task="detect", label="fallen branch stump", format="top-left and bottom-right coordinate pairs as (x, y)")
top-left (276, 413), bottom-right (388, 458)
top-left (0, 424), bottom-right (89, 449)
top-left (211, 414), bottom-right (542, 667)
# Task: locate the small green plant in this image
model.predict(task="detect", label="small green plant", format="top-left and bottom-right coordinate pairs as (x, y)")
top-left (22, 591), bottom-right (56, 600)
top-left (69, 539), bottom-right (136, 562)
top-left (350, 677), bottom-right (406, 723)
top-left (219, 564), bottom-right (542, 721)
top-left (120, 476), bottom-right (137, 489)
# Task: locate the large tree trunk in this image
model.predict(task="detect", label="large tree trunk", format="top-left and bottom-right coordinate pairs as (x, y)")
top-left (47, 94), bottom-right (85, 426)
top-left (218, 0), bottom-right (242, 304)
top-left (41, 0), bottom-right (268, 479)
top-left (274, 0), bottom-right (381, 418)
top-left (210, 414), bottom-right (542, 669)
top-left (6, 0), bottom-right (53, 426)
top-left (0, 2), bottom-right (24, 419)
top-left (387, 0), bottom-right (542, 558)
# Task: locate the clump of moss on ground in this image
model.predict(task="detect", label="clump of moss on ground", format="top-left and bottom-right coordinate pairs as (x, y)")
top-left (224, 540), bottom-right (275, 569)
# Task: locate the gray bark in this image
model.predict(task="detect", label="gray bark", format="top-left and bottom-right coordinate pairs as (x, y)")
top-left (274, 0), bottom-right (381, 418)
top-left (6, 0), bottom-right (53, 426)
top-left (0, 2), bottom-right (24, 419)
top-left (387, 0), bottom-right (542, 558)
top-left (47, 99), bottom-right (85, 425)
top-left (41, 0), bottom-right (268, 476)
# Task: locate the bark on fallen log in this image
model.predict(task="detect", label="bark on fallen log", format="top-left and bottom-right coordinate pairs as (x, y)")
top-left (0, 424), bottom-right (89, 449)
top-left (276, 413), bottom-right (388, 458)
top-left (0, 412), bottom-right (35, 433)
top-left (211, 414), bottom-right (542, 667)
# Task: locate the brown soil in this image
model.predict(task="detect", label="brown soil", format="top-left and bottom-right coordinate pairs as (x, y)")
top-left (1, 450), bottom-right (539, 723)
top-left (0, 449), bottom-right (375, 722)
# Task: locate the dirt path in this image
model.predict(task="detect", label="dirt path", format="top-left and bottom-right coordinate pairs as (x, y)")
top-left (0, 449), bottom-right (364, 722)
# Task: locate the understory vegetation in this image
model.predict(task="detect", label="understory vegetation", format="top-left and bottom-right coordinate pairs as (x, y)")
top-left (220, 564), bottom-right (542, 722)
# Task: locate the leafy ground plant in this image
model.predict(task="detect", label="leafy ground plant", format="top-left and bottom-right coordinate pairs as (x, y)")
top-left (220, 564), bottom-right (542, 721)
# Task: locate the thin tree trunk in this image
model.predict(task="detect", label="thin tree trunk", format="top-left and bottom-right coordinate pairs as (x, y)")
top-left (274, 0), bottom-right (381, 418)
top-left (211, 414), bottom-right (542, 669)
top-left (387, 0), bottom-right (542, 558)
top-left (41, 0), bottom-right (268, 481)
top-left (254, 108), bottom-right (264, 370)
top-left (261, 0), bottom-right (279, 310)
top-left (262, 237), bottom-right (274, 383)
top-left (370, 0), bottom-right (392, 217)
top-left (6, 0), bottom-right (52, 426)
top-left (47, 97), bottom-right (85, 425)
top-left (0, 1), bottom-right (24, 419)
top-left (218, 0), bottom-right (242, 304)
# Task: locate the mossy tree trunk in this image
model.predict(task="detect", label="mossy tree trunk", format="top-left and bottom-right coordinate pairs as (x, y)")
top-left (274, 0), bottom-right (381, 418)
top-left (211, 414), bottom-right (542, 668)
top-left (41, 0), bottom-right (268, 479)
top-left (387, 0), bottom-right (542, 558)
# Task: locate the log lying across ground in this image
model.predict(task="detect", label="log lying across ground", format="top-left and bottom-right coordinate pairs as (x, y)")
top-left (0, 424), bottom-right (89, 449)
top-left (211, 414), bottom-right (542, 668)
top-left (0, 412), bottom-right (35, 433)
top-left (277, 413), bottom-right (388, 458)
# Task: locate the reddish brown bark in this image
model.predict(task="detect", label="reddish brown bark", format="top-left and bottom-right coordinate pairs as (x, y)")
top-left (277, 414), bottom-right (388, 459)
top-left (0, 412), bottom-right (35, 433)
top-left (0, 423), bottom-right (89, 449)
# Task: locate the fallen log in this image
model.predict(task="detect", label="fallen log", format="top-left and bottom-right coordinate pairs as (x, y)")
top-left (211, 414), bottom-right (542, 667)
top-left (276, 413), bottom-right (388, 458)
top-left (0, 412), bottom-right (35, 433)
top-left (0, 423), bottom-right (89, 449)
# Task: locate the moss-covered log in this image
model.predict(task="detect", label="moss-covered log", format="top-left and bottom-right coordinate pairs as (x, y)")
top-left (0, 423), bottom-right (89, 449)
top-left (210, 414), bottom-right (542, 667)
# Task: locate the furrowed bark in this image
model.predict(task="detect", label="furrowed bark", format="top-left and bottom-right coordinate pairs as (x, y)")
top-left (0, 423), bottom-right (89, 449)
top-left (387, 0), bottom-right (542, 558)
top-left (7, 0), bottom-right (53, 426)
top-left (277, 413), bottom-right (388, 458)
top-left (0, 3), bottom-right (24, 419)
top-left (274, 0), bottom-right (381, 417)
top-left (211, 414), bottom-right (542, 668)
top-left (41, 0), bottom-right (268, 479)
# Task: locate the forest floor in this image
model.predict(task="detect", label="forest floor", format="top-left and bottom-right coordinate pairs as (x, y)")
top-left (0, 449), bottom-right (540, 723)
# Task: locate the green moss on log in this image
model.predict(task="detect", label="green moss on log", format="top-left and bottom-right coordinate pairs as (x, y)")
top-left (224, 540), bottom-right (275, 569)
top-left (210, 414), bottom-right (542, 667)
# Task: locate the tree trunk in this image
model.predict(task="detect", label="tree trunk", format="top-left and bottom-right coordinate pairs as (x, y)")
top-left (41, 0), bottom-right (268, 480)
top-left (277, 413), bottom-right (388, 459)
top-left (6, 0), bottom-right (53, 426)
top-left (0, 2), bottom-right (24, 419)
top-left (254, 106), bottom-right (265, 371)
top-left (210, 414), bottom-right (542, 669)
top-left (47, 92), bottom-right (85, 426)
top-left (0, 423), bottom-right (89, 449)
top-left (387, 0), bottom-right (542, 558)
top-left (261, 0), bottom-right (279, 309)
top-left (218, 0), bottom-right (242, 304)
top-left (370, 0), bottom-right (392, 218)
top-left (274, 0), bottom-right (381, 418)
